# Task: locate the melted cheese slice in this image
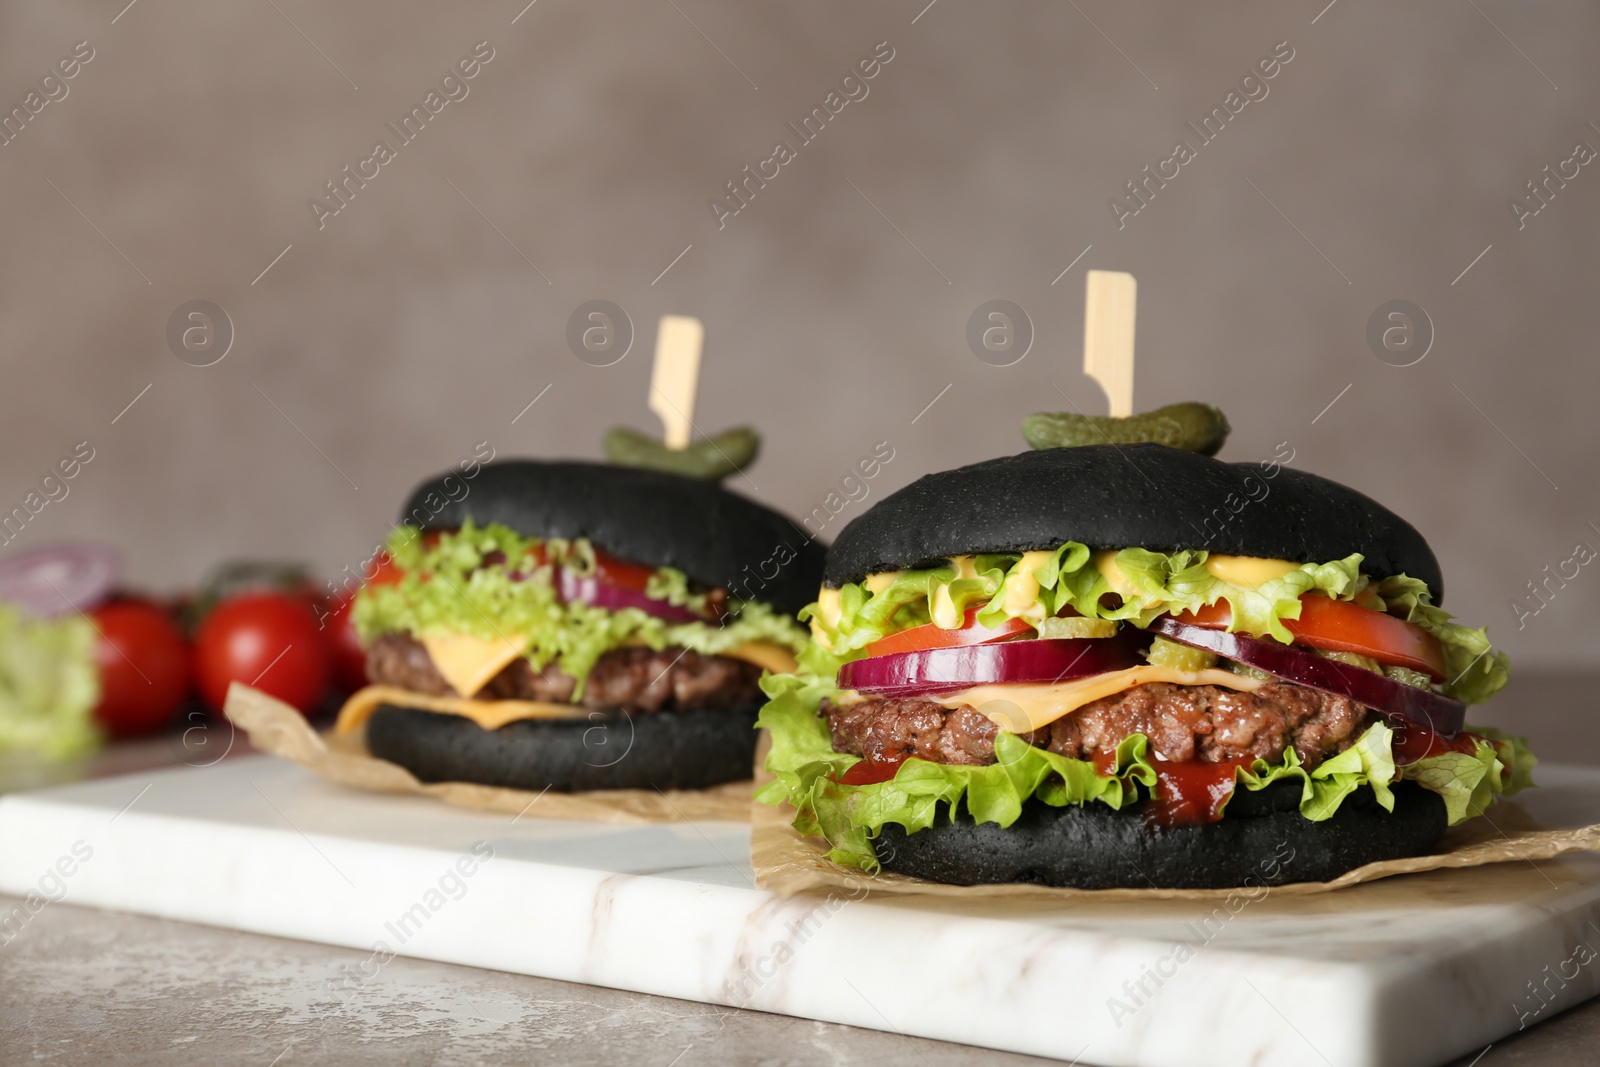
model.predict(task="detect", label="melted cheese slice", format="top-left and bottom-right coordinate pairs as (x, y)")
top-left (333, 685), bottom-right (588, 735)
top-left (933, 667), bottom-right (1266, 733)
top-left (728, 641), bottom-right (799, 675)
top-left (421, 633), bottom-right (528, 697)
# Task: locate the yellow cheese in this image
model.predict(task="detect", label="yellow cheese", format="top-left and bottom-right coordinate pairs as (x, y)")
top-left (420, 633), bottom-right (528, 697)
top-left (930, 582), bottom-right (961, 629)
top-left (864, 572), bottom-right (900, 594)
top-left (814, 587), bottom-right (843, 631)
top-left (726, 641), bottom-right (799, 675)
top-left (937, 667), bottom-right (1265, 733)
top-left (1204, 555), bottom-right (1299, 587)
top-left (1094, 550), bottom-right (1134, 596)
top-left (332, 685), bottom-right (587, 735)
top-left (928, 556), bottom-right (984, 629)
top-left (1001, 549), bottom-right (1056, 617)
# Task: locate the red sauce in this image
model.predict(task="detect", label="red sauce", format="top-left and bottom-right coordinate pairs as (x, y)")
top-left (835, 756), bottom-right (906, 786)
top-left (1391, 722), bottom-right (1481, 765)
top-left (1090, 748), bottom-right (1251, 827)
top-left (1145, 757), bottom-right (1257, 827)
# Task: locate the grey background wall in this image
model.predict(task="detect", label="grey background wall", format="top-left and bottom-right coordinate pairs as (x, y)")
top-left (0, 0), bottom-right (1595, 671)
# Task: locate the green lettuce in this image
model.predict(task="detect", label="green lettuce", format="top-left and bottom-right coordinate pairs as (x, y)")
top-left (808, 545), bottom-right (1504, 703)
top-left (1376, 575), bottom-right (1511, 705)
top-left (0, 605), bottom-right (101, 758)
top-left (353, 521), bottom-right (808, 693)
top-left (757, 672), bottom-right (1535, 872)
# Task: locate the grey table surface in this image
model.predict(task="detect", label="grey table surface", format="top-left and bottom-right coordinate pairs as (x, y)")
top-left (2, 672), bottom-right (1597, 1067)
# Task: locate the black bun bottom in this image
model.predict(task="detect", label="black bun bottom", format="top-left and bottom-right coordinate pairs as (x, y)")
top-left (872, 780), bottom-right (1447, 889)
top-left (365, 704), bottom-right (759, 792)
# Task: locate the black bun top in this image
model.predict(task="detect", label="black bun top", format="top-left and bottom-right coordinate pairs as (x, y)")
top-left (824, 444), bottom-right (1443, 600)
top-left (400, 460), bottom-right (825, 617)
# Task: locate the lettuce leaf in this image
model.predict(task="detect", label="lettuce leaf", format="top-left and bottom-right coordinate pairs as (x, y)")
top-left (0, 605), bottom-right (101, 758)
top-left (354, 521), bottom-right (808, 692)
top-left (1376, 575), bottom-right (1511, 705)
top-left (808, 546), bottom-right (1504, 704)
top-left (757, 673), bottom-right (1535, 872)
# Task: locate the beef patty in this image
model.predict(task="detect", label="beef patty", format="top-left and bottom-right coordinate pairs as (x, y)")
top-left (365, 633), bottom-right (762, 714)
top-left (824, 681), bottom-right (1374, 771)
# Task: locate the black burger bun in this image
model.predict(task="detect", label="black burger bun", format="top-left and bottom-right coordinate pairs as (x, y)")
top-left (402, 460), bottom-right (825, 617)
top-left (365, 703), bottom-right (760, 792)
top-left (824, 444), bottom-right (1443, 601)
top-left (872, 781), bottom-right (1447, 890)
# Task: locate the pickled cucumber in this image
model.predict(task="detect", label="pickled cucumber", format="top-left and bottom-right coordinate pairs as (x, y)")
top-left (1035, 615), bottom-right (1119, 640)
top-left (1022, 402), bottom-right (1231, 456)
top-left (603, 425), bottom-right (760, 480)
top-left (1146, 635), bottom-right (1218, 672)
top-left (1320, 649), bottom-right (1384, 674)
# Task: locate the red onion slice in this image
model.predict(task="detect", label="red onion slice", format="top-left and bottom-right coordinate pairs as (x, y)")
top-left (557, 568), bottom-right (702, 625)
top-left (1149, 616), bottom-right (1466, 738)
top-left (0, 545), bottom-right (120, 618)
top-left (838, 635), bottom-right (1145, 697)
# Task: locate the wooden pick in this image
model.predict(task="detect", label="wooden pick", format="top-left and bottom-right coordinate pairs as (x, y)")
top-left (649, 314), bottom-right (704, 450)
top-left (1083, 270), bottom-right (1136, 417)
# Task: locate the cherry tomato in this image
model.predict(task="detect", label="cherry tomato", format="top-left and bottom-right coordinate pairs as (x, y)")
top-left (1173, 595), bottom-right (1446, 680)
top-left (320, 592), bottom-right (369, 692)
top-left (89, 599), bottom-right (191, 737)
top-left (194, 592), bottom-right (330, 714)
top-left (864, 605), bottom-right (1033, 659)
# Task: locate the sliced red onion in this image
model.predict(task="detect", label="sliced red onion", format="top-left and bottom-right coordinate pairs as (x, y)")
top-left (557, 568), bottom-right (702, 625)
top-left (838, 636), bottom-right (1145, 697)
top-left (0, 545), bottom-right (120, 618)
top-left (1149, 616), bottom-right (1466, 738)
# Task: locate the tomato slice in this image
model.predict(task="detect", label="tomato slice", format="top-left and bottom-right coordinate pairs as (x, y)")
top-left (591, 549), bottom-right (657, 595)
top-left (366, 552), bottom-right (403, 587)
top-left (1173, 595), bottom-right (1445, 681)
top-left (864, 606), bottom-right (1033, 658)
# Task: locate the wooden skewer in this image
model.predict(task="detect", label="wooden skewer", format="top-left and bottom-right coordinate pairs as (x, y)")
top-left (1083, 270), bottom-right (1136, 418)
top-left (649, 314), bottom-right (704, 450)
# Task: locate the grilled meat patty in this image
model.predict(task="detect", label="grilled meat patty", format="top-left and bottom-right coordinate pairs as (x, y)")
top-left (824, 681), bottom-right (1374, 771)
top-left (365, 632), bottom-right (762, 714)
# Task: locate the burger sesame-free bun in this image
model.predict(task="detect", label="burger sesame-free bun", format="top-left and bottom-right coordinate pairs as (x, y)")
top-left (403, 460), bottom-right (826, 617)
top-left (365, 703), bottom-right (760, 792)
top-left (872, 780), bottom-right (1447, 889)
top-left (824, 444), bottom-right (1443, 600)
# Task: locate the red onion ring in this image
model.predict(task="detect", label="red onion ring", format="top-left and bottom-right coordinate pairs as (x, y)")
top-left (557, 568), bottom-right (702, 625)
top-left (0, 544), bottom-right (120, 618)
top-left (838, 635), bottom-right (1145, 697)
top-left (1149, 616), bottom-right (1466, 738)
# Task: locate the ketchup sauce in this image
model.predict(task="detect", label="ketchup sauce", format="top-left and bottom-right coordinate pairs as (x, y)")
top-left (835, 756), bottom-right (907, 786)
top-left (1145, 757), bottom-right (1257, 827)
top-left (1391, 722), bottom-right (1481, 764)
top-left (1092, 749), bottom-right (1253, 827)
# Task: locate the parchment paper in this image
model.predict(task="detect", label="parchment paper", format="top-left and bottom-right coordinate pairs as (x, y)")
top-left (225, 683), bottom-right (753, 824)
top-left (747, 734), bottom-right (1600, 900)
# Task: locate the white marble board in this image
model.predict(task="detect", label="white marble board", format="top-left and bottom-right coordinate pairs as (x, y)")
top-left (2, 754), bottom-right (1598, 1067)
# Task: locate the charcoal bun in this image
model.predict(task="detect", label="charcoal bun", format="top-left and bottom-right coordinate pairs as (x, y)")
top-left (402, 460), bottom-right (824, 617)
top-left (872, 781), bottom-right (1447, 889)
top-left (824, 444), bottom-right (1443, 600)
top-left (365, 704), bottom-right (759, 792)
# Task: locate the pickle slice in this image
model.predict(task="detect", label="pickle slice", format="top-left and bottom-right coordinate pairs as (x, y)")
top-left (603, 425), bottom-right (760, 480)
top-left (1023, 402), bottom-right (1231, 456)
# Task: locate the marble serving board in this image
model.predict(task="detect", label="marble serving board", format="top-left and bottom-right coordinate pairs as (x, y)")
top-left (2, 756), bottom-right (1599, 1067)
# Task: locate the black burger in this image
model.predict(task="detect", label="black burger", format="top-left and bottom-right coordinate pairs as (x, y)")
top-left (757, 443), bottom-right (1532, 889)
top-left (337, 460), bottom-right (823, 792)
